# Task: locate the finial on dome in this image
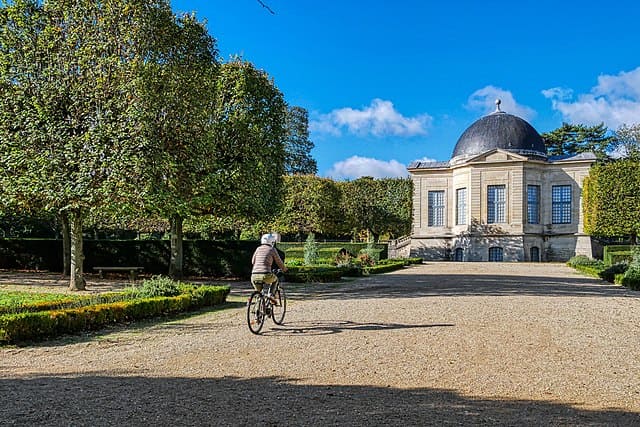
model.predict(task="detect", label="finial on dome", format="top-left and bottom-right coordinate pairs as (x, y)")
top-left (495, 99), bottom-right (502, 112)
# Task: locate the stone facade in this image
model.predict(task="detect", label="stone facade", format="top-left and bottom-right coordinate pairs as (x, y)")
top-left (408, 149), bottom-right (595, 262)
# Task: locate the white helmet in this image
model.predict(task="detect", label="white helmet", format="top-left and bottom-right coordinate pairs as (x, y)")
top-left (261, 233), bottom-right (277, 246)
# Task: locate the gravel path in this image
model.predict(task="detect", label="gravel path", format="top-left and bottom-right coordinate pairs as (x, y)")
top-left (1, 262), bottom-right (640, 426)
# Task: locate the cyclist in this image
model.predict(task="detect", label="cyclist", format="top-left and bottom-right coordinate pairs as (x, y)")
top-left (251, 233), bottom-right (287, 295)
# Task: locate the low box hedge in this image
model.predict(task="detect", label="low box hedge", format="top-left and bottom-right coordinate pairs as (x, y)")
top-left (278, 242), bottom-right (389, 261)
top-left (603, 245), bottom-right (636, 266)
top-left (0, 292), bottom-right (129, 315)
top-left (365, 261), bottom-right (406, 274)
top-left (0, 285), bottom-right (229, 344)
top-left (285, 266), bottom-right (344, 283)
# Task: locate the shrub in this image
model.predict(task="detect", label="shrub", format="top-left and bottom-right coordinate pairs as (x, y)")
top-left (567, 255), bottom-right (603, 268)
top-left (357, 253), bottom-right (375, 267)
top-left (366, 261), bottom-right (406, 274)
top-left (334, 250), bottom-right (354, 267)
top-left (599, 262), bottom-right (629, 283)
top-left (567, 256), bottom-right (606, 278)
top-left (619, 267), bottom-right (640, 290)
top-left (618, 247), bottom-right (640, 290)
top-left (303, 233), bottom-right (319, 266)
top-left (129, 276), bottom-right (181, 298)
top-left (285, 258), bottom-right (304, 267)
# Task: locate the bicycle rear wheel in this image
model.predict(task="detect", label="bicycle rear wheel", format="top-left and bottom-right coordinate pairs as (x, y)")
top-left (247, 291), bottom-right (266, 334)
top-left (271, 286), bottom-right (286, 325)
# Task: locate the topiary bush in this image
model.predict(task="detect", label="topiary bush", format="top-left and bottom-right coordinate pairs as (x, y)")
top-left (303, 233), bottom-right (319, 266)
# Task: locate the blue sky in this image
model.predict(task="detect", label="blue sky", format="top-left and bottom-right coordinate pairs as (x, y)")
top-left (172, 0), bottom-right (640, 179)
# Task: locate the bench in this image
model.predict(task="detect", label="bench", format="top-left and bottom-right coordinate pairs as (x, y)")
top-left (93, 266), bottom-right (144, 281)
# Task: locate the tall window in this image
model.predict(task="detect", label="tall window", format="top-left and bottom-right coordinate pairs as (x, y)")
top-left (428, 190), bottom-right (445, 226)
top-left (527, 185), bottom-right (540, 224)
top-left (456, 188), bottom-right (467, 225)
top-left (552, 185), bottom-right (572, 224)
top-left (487, 185), bottom-right (506, 223)
top-left (488, 247), bottom-right (504, 262)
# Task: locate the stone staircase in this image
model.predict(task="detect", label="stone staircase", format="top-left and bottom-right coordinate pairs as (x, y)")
top-left (387, 235), bottom-right (412, 259)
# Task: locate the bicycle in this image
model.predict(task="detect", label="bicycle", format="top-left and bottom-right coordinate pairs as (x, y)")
top-left (247, 269), bottom-right (287, 334)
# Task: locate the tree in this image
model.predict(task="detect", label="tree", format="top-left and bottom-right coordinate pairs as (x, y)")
top-left (614, 124), bottom-right (640, 161)
top-left (0, 0), bottom-right (157, 290)
top-left (134, 10), bottom-right (220, 279)
top-left (541, 123), bottom-right (616, 159)
top-left (206, 60), bottom-right (288, 222)
top-left (149, 59), bottom-right (288, 274)
top-left (270, 175), bottom-right (341, 239)
top-left (339, 177), bottom-right (413, 241)
top-left (284, 106), bottom-right (317, 175)
top-left (583, 159), bottom-right (640, 243)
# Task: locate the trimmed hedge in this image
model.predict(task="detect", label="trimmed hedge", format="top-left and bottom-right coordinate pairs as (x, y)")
top-left (286, 266), bottom-right (344, 283)
top-left (277, 242), bottom-right (388, 261)
top-left (365, 261), bottom-right (406, 274)
top-left (0, 292), bottom-right (128, 315)
top-left (0, 239), bottom-right (259, 278)
top-left (603, 245), bottom-right (635, 266)
top-left (0, 285), bottom-right (229, 344)
top-left (285, 257), bottom-right (421, 282)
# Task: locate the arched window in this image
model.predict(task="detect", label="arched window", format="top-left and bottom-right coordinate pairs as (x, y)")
top-left (454, 248), bottom-right (464, 261)
top-left (488, 247), bottom-right (503, 262)
top-left (530, 247), bottom-right (540, 262)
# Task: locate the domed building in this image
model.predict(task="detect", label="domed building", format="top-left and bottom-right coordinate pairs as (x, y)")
top-left (407, 101), bottom-right (596, 262)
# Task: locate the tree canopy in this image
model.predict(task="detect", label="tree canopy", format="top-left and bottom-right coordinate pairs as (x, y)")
top-left (0, 0), bottom-right (165, 289)
top-left (0, 0), bottom-right (292, 285)
top-left (541, 122), bottom-right (616, 159)
top-left (614, 124), bottom-right (640, 161)
top-left (338, 177), bottom-right (413, 241)
top-left (284, 106), bottom-right (317, 175)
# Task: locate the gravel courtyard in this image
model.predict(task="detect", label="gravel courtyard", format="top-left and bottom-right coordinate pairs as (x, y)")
top-left (1, 262), bottom-right (639, 426)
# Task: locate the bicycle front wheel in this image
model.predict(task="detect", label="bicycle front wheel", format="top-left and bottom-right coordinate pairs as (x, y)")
top-left (247, 291), bottom-right (266, 334)
top-left (271, 286), bottom-right (286, 325)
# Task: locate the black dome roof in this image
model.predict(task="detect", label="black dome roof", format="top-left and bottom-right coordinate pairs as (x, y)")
top-left (451, 111), bottom-right (546, 161)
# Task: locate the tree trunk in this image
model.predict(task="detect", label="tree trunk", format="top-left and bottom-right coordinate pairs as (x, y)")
top-left (68, 210), bottom-right (86, 291)
top-left (58, 213), bottom-right (71, 277)
top-left (169, 215), bottom-right (183, 279)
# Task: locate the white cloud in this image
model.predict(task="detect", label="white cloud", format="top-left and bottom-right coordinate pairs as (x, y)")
top-left (543, 67), bottom-right (640, 128)
top-left (466, 86), bottom-right (537, 120)
top-left (541, 87), bottom-right (573, 101)
top-left (310, 99), bottom-right (432, 137)
top-left (325, 156), bottom-right (409, 180)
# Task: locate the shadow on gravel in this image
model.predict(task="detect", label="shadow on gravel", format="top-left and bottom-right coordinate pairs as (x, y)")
top-left (285, 272), bottom-right (640, 301)
top-left (258, 320), bottom-right (455, 336)
top-left (1, 374), bottom-right (638, 426)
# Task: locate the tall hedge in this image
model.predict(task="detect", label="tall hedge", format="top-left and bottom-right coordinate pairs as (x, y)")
top-left (583, 159), bottom-right (640, 242)
top-left (0, 239), bottom-right (259, 278)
